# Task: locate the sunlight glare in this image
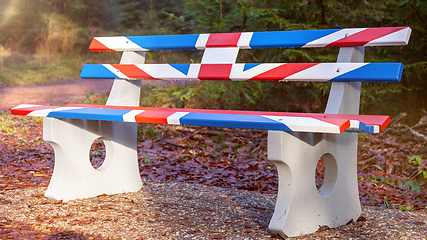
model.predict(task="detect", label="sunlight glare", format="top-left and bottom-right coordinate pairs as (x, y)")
top-left (0, 1), bottom-right (20, 29)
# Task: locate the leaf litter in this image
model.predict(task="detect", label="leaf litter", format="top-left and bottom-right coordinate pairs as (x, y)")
top-left (1, 112), bottom-right (426, 210)
top-left (0, 111), bottom-right (426, 238)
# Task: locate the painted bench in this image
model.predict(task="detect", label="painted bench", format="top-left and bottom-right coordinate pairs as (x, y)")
top-left (11, 27), bottom-right (411, 237)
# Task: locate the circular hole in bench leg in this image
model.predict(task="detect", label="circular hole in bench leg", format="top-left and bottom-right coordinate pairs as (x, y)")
top-left (89, 137), bottom-right (106, 170)
top-left (315, 153), bottom-right (338, 196)
top-left (315, 158), bottom-right (325, 191)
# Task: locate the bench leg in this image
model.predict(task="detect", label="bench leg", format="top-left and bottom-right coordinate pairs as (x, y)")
top-left (267, 131), bottom-right (361, 238)
top-left (43, 117), bottom-right (142, 202)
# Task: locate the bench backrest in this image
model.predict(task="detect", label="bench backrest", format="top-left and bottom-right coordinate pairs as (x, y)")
top-left (80, 27), bottom-right (411, 115)
top-left (88, 27), bottom-right (411, 51)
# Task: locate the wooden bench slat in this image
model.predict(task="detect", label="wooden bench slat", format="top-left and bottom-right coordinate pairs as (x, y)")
top-left (66, 104), bottom-right (390, 131)
top-left (251, 27), bottom-right (410, 48)
top-left (80, 63), bottom-right (403, 82)
top-left (11, 104), bottom-right (390, 134)
top-left (89, 27), bottom-right (411, 52)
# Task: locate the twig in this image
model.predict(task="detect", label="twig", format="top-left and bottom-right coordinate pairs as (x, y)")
top-left (412, 122), bottom-right (427, 130)
top-left (380, 112), bottom-right (407, 136)
top-left (411, 115), bottom-right (427, 129)
top-left (389, 112), bottom-right (407, 127)
top-left (250, 145), bottom-right (261, 154)
top-left (409, 165), bottom-right (427, 180)
top-left (159, 139), bottom-right (186, 148)
top-left (357, 155), bottom-right (378, 165)
top-left (401, 124), bottom-right (427, 142)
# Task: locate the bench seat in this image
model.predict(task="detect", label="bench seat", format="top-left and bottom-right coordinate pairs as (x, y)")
top-left (12, 103), bottom-right (389, 133)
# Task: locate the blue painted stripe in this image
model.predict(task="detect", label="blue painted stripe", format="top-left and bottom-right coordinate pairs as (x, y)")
top-left (344, 122), bottom-right (376, 133)
top-left (243, 63), bottom-right (261, 71)
top-left (331, 63), bottom-right (403, 82)
top-left (47, 108), bottom-right (130, 122)
top-left (345, 127), bottom-right (374, 133)
top-left (170, 64), bottom-right (191, 75)
top-left (358, 121), bottom-right (368, 132)
top-left (126, 35), bottom-right (200, 51)
top-left (38, 107), bottom-right (379, 133)
top-left (364, 125), bottom-right (375, 133)
top-left (80, 65), bottom-right (118, 79)
top-left (179, 113), bottom-right (292, 131)
top-left (249, 29), bottom-right (340, 49)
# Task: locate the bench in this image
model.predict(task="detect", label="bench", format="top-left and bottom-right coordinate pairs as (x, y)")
top-left (11, 27), bottom-right (411, 237)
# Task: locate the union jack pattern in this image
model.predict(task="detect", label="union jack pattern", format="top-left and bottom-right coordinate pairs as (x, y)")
top-left (89, 27), bottom-right (411, 52)
top-left (11, 27), bottom-right (410, 134)
top-left (80, 62), bottom-right (403, 82)
top-left (11, 104), bottom-right (390, 134)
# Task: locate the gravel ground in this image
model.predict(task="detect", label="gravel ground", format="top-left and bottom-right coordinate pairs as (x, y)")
top-left (1, 80), bottom-right (426, 239)
top-left (0, 180), bottom-right (426, 239)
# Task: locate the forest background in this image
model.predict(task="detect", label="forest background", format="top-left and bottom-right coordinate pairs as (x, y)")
top-left (0, 0), bottom-right (426, 120)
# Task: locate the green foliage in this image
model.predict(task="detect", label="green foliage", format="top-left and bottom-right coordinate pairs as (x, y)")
top-left (114, 0), bottom-right (186, 35)
top-left (365, 0), bottom-right (427, 120)
top-left (0, 114), bottom-right (42, 140)
top-left (78, 93), bottom-right (108, 105)
top-left (0, 52), bottom-right (83, 86)
top-left (408, 155), bottom-right (427, 180)
top-left (161, 0), bottom-right (427, 115)
top-left (384, 196), bottom-right (415, 211)
top-left (380, 177), bottom-right (396, 186)
top-left (0, 0), bottom-right (425, 119)
top-left (359, 175), bottom-right (424, 194)
top-left (0, 0), bottom-right (113, 54)
top-left (137, 123), bottom-right (163, 141)
top-left (408, 155), bottom-right (422, 166)
top-left (0, 71), bottom-right (6, 85)
top-left (402, 180), bottom-right (422, 192)
top-left (358, 133), bottom-right (370, 142)
top-left (140, 80), bottom-right (329, 113)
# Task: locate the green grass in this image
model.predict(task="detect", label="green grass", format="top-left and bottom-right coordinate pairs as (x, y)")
top-left (0, 113), bottom-right (42, 138)
top-left (0, 53), bottom-right (77, 86)
top-left (0, 51), bottom-right (121, 86)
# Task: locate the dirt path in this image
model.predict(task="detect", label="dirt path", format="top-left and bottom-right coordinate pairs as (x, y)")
top-left (0, 79), bottom-right (182, 111)
top-left (0, 79), bottom-right (114, 111)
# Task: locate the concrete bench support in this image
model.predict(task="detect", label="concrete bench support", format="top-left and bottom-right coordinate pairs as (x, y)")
top-left (268, 46), bottom-right (365, 237)
top-left (267, 131), bottom-right (360, 237)
top-left (43, 118), bottom-right (142, 201)
top-left (43, 51), bottom-right (146, 201)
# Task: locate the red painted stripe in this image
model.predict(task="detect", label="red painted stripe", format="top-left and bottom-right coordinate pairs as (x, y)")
top-left (66, 104), bottom-right (389, 129)
top-left (14, 103), bottom-right (389, 132)
top-left (134, 111), bottom-right (175, 124)
top-left (316, 118), bottom-right (350, 133)
top-left (89, 38), bottom-right (113, 52)
top-left (381, 116), bottom-right (391, 131)
top-left (326, 27), bottom-right (407, 47)
top-left (206, 33), bottom-right (241, 47)
top-left (110, 64), bottom-right (154, 79)
top-left (11, 105), bottom-right (58, 116)
top-left (344, 115), bottom-right (390, 131)
top-left (198, 64), bottom-right (233, 80)
top-left (250, 63), bottom-right (319, 81)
